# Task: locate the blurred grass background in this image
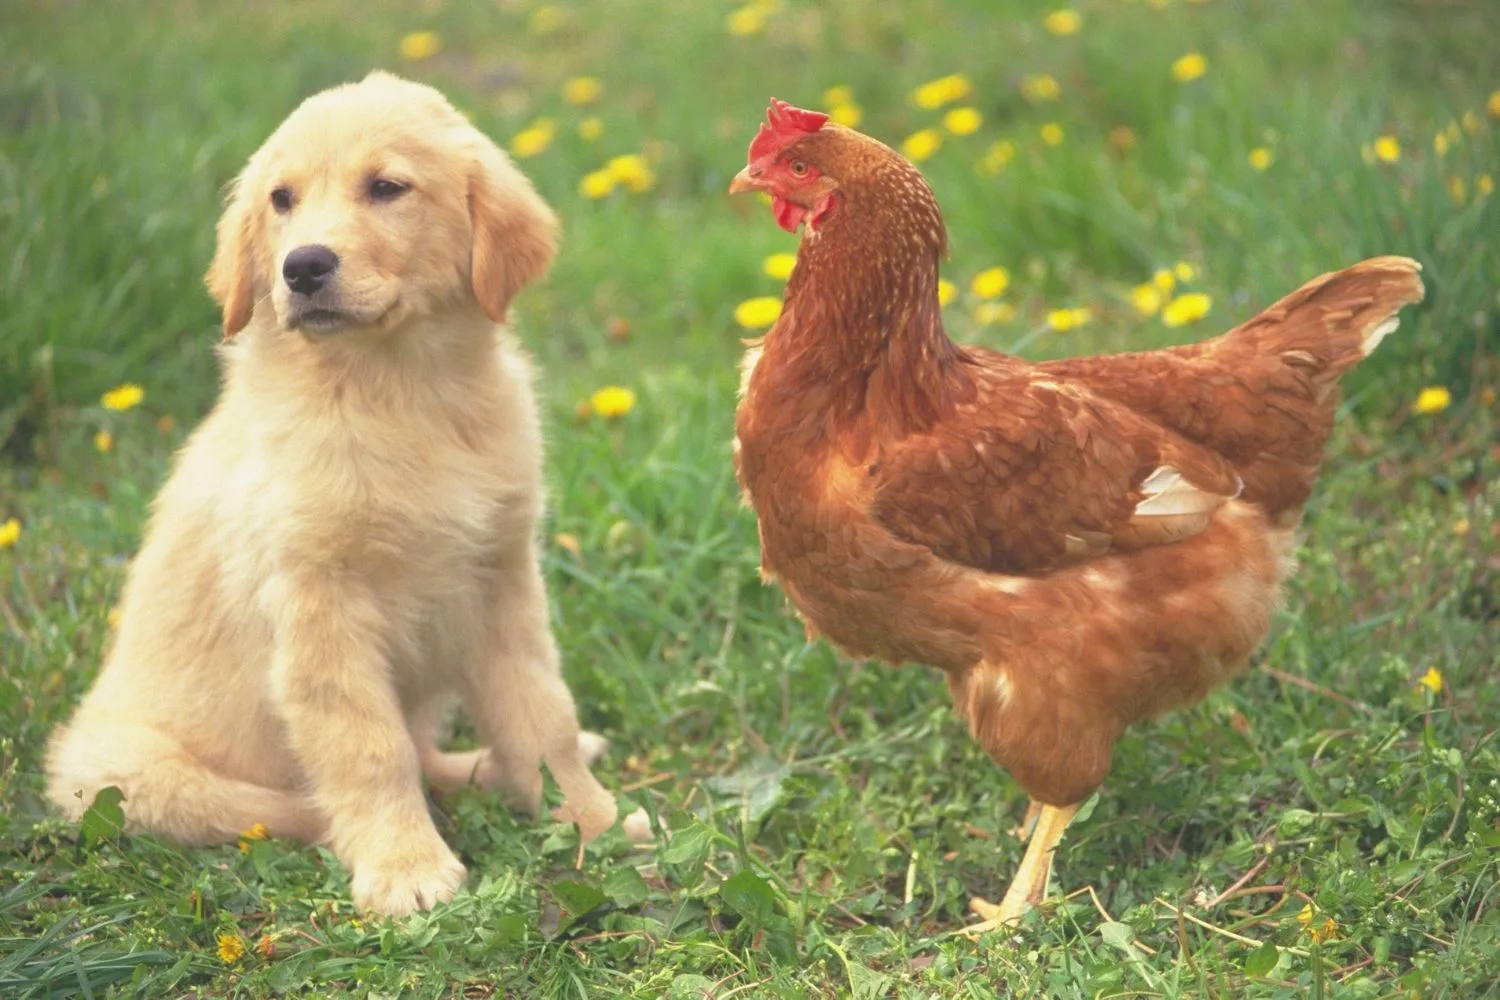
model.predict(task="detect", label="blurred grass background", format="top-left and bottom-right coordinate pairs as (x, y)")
top-left (2, 0), bottom-right (1497, 996)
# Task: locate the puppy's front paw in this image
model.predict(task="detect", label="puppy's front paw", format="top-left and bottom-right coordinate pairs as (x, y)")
top-left (350, 842), bottom-right (467, 917)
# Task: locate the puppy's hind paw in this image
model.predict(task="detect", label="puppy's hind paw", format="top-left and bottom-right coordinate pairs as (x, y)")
top-left (551, 792), bottom-right (620, 845)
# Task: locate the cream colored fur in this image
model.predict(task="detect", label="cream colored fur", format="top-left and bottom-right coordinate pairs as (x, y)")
top-left (44, 72), bottom-right (619, 917)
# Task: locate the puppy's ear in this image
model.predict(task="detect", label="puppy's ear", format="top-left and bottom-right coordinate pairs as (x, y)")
top-left (469, 146), bottom-right (559, 324)
top-left (205, 174), bottom-right (259, 338)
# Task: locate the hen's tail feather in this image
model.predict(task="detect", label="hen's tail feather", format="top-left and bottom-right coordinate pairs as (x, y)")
top-left (1221, 255), bottom-right (1425, 386)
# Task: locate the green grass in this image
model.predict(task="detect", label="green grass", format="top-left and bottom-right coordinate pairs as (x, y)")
top-left (2, 0), bottom-right (1498, 995)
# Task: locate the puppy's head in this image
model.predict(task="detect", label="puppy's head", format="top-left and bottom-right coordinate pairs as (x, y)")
top-left (207, 71), bottom-right (557, 339)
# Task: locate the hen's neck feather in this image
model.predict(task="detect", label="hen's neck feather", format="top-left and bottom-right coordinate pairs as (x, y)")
top-left (765, 147), bottom-right (979, 440)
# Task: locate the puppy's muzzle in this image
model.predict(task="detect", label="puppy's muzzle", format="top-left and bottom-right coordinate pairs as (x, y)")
top-left (282, 245), bottom-right (339, 296)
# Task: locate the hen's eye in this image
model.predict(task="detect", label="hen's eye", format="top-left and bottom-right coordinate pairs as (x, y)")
top-left (790, 160), bottom-right (809, 177)
top-left (369, 178), bottom-right (409, 201)
top-left (270, 187), bottom-right (293, 212)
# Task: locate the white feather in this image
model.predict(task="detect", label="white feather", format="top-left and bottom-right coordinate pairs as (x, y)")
top-left (1361, 315), bottom-right (1400, 357)
top-left (1134, 465), bottom-right (1224, 517)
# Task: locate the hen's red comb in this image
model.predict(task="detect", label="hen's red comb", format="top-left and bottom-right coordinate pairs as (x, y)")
top-left (748, 98), bottom-right (830, 161)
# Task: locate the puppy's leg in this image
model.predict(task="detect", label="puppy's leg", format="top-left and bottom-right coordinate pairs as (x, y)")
top-left (464, 545), bottom-right (618, 843)
top-left (268, 574), bottom-right (465, 917)
top-left (46, 714), bottom-right (325, 843)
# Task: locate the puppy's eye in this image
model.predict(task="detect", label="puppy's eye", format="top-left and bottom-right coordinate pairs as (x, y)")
top-left (270, 187), bottom-right (293, 212)
top-left (369, 178), bottom-right (409, 201)
top-left (790, 160), bottom-right (809, 177)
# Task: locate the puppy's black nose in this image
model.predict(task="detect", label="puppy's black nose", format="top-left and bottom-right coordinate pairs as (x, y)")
top-left (282, 245), bottom-right (339, 296)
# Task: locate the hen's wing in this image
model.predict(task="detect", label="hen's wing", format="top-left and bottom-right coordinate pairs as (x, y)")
top-left (870, 368), bottom-right (1242, 575)
top-left (1039, 257), bottom-right (1423, 516)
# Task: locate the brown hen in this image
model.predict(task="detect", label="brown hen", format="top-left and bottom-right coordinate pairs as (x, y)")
top-left (728, 100), bottom-right (1425, 929)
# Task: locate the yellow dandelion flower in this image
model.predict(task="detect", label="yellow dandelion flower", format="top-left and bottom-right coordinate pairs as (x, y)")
top-left (823, 85), bottom-right (854, 107)
top-left (971, 267), bottom-right (1011, 299)
top-left (1048, 307), bottom-right (1091, 331)
top-left (1434, 132), bottom-right (1450, 157)
top-left (529, 5), bottom-right (562, 35)
top-left (1373, 135), bottom-right (1400, 163)
top-left (735, 296), bottom-right (783, 328)
top-left (1152, 269), bottom-right (1176, 293)
top-left (1040, 122), bottom-right (1065, 146)
top-left (763, 253), bottom-right (798, 280)
top-left (974, 301), bottom-right (1016, 325)
top-left (1448, 176), bottom-right (1467, 203)
top-left (1172, 53), bottom-right (1207, 83)
top-left (562, 76), bottom-right (603, 106)
top-left (606, 153), bottom-right (655, 193)
top-left (829, 102), bottom-right (862, 128)
top-left (579, 170), bottom-right (616, 199)
top-left (912, 74), bottom-right (973, 110)
top-left (101, 383), bottom-right (144, 411)
top-left (398, 31), bottom-right (442, 62)
top-left (1043, 9), bottom-right (1082, 36)
top-left (1021, 73), bottom-right (1061, 103)
top-left (107, 607), bottom-right (123, 628)
top-left (1161, 292), bottom-right (1212, 327)
top-left (1478, 174), bottom-right (1494, 197)
top-left (902, 128), bottom-right (944, 162)
top-left (1174, 261), bottom-right (1196, 282)
top-left (1417, 666), bottom-right (1444, 694)
top-left (978, 140), bottom-right (1016, 175)
top-left (1248, 147), bottom-right (1273, 171)
top-left (577, 116), bottom-right (604, 141)
top-left (1462, 110), bottom-right (1480, 135)
top-left (511, 119), bottom-right (556, 159)
top-left (1455, 518), bottom-right (1470, 536)
top-left (943, 107), bottom-right (983, 136)
top-left (589, 386), bottom-right (636, 420)
top-left (1413, 386), bottom-right (1451, 414)
top-left (217, 934), bottom-right (246, 963)
top-left (937, 279), bottom-right (957, 306)
top-left (0, 518), bottom-right (19, 549)
top-left (237, 821), bottom-right (269, 852)
top-left (727, 6), bottom-right (767, 36)
top-left (1131, 283), bottom-right (1163, 315)
top-left (1297, 903), bottom-right (1317, 927)
top-left (94, 430), bottom-right (113, 453)
top-left (1489, 91), bottom-right (1500, 120)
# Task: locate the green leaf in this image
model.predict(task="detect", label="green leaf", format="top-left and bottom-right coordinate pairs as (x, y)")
top-left (704, 758), bottom-right (789, 824)
top-left (1244, 941), bottom-right (1280, 977)
top-left (550, 880), bottom-right (607, 917)
top-left (78, 786), bottom-right (126, 848)
top-left (1276, 807), bottom-right (1317, 837)
top-left (602, 866), bottom-right (651, 908)
top-left (1098, 921), bottom-right (1135, 952)
top-left (719, 869), bottom-right (775, 927)
top-left (847, 961), bottom-right (891, 1000)
top-left (661, 823), bottom-right (713, 866)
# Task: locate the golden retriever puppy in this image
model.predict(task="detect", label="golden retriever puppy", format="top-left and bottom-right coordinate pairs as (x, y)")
top-left (45, 71), bottom-right (619, 917)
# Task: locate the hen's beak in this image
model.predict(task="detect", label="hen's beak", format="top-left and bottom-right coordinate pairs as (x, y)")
top-left (728, 166), bottom-right (765, 196)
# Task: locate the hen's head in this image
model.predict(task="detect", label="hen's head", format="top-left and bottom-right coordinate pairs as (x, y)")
top-left (730, 98), bottom-right (943, 253)
top-left (729, 99), bottom-right (852, 234)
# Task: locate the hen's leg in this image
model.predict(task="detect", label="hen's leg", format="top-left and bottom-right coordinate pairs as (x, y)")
top-left (966, 801), bottom-right (1080, 932)
top-left (1011, 798), bottom-right (1043, 842)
